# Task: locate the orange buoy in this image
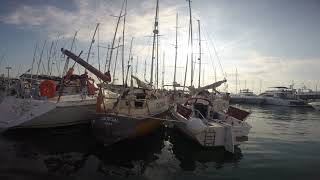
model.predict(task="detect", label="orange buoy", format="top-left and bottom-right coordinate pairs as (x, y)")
top-left (87, 79), bottom-right (98, 95)
top-left (40, 80), bottom-right (57, 98)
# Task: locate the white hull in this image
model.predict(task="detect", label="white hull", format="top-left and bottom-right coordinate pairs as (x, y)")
top-left (0, 95), bottom-right (97, 130)
top-left (171, 108), bottom-right (239, 153)
top-left (309, 102), bottom-right (320, 111)
top-left (263, 97), bottom-right (307, 107)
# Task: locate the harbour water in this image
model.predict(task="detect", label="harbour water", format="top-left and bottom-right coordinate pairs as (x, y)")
top-left (1, 105), bottom-right (320, 180)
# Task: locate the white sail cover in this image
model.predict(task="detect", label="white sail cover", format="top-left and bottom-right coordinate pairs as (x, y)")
top-left (188, 79), bottom-right (227, 95)
top-left (131, 75), bottom-right (153, 90)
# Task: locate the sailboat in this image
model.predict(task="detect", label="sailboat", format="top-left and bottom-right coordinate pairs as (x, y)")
top-left (0, 29), bottom-right (101, 130)
top-left (61, 46), bottom-right (169, 145)
top-left (170, 4), bottom-right (251, 153)
top-left (85, 0), bottom-right (170, 145)
top-left (0, 72), bottom-right (99, 130)
top-left (170, 80), bottom-right (251, 153)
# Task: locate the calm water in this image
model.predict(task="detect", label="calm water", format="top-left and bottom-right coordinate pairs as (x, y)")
top-left (1, 105), bottom-right (320, 180)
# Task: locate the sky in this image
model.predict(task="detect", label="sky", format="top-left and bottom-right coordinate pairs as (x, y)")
top-left (0, 0), bottom-right (319, 93)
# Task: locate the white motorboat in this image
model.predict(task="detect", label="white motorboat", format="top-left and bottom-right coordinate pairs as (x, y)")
top-left (309, 101), bottom-right (320, 111)
top-left (259, 87), bottom-right (307, 107)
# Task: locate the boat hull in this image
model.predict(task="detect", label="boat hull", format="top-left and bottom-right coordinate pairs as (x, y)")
top-left (263, 97), bottom-right (308, 107)
top-left (92, 110), bottom-right (168, 146)
top-left (18, 103), bottom-right (96, 128)
top-left (0, 95), bottom-right (97, 130)
top-left (309, 102), bottom-right (320, 111)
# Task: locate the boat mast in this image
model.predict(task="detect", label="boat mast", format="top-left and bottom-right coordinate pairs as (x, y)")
top-left (150, 0), bottom-right (159, 87)
top-left (197, 20), bottom-right (201, 88)
top-left (112, 37), bottom-right (122, 84)
top-left (162, 51), bottom-right (165, 89)
top-left (47, 41), bottom-right (54, 77)
top-left (86, 23), bottom-right (99, 70)
top-left (236, 68), bottom-right (238, 93)
top-left (144, 59), bottom-right (147, 81)
top-left (36, 40), bottom-right (47, 77)
top-left (156, 26), bottom-right (160, 89)
top-left (30, 43), bottom-right (38, 80)
top-left (135, 56), bottom-right (138, 76)
top-left (97, 26), bottom-right (101, 71)
top-left (104, 45), bottom-right (110, 73)
top-left (62, 31), bottom-right (77, 77)
top-left (125, 37), bottom-right (134, 85)
top-left (122, 0), bottom-right (127, 86)
top-left (187, 0), bottom-right (194, 87)
top-left (107, 0), bottom-right (126, 73)
top-left (173, 13), bottom-right (178, 91)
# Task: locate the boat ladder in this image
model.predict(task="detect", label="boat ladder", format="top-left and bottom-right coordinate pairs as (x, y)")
top-left (203, 128), bottom-right (216, 146)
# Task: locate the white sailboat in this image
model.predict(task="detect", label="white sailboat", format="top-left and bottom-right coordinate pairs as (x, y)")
top-left (0, 75), bottom-right (100, 130)
top-left (170, 95), bottom-right (251, 153)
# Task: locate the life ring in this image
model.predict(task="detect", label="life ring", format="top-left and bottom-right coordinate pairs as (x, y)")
top-left (40, 80), bottom-right (57, 98)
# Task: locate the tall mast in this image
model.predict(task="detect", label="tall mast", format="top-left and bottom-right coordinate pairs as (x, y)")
top-left (236, 68), bottom-right (238, 93)
top-left (97, 26), bottom-right (101, 71)
top-left (107, 0), bottom-right (126, 73)
top-left (187, 0), bottom-right (194, 87)
top-left (86, 23), bottom-right (99, 64)
top-left (122, 0), bottom-right (127, 86)
top-left (47, 41), bottom-right (54, 77)
top-left (173, 13), bottom-right (178, 90)
top-left (197, 20), bottom-right (201, 88)
top-left (36, 40), bottom-right (47, 77)
top-left (156, 28), bottom-right (159, 89)
top-left (125, 37), bottom-right (134, 85)
top-left (62, 31), bottom-right (77, 77)
top-left (112, 37), bottom-right (122, 84)
top-left (162, 51), bottom-right (165, 89)
top-left (150, 0), bottom-right (159, 86)
top-left (202, 65), bottom-right (205, 86)
top-left (30, 43), bottom-right (38, 80)
top-left (144, 59), bottom-right (147, 81)
top-left (135, 56), bottom-right (138, 76)
top-left (214, 67), bottom-right (217, 82)
top-left (104, 45), bottom-right (110, 73)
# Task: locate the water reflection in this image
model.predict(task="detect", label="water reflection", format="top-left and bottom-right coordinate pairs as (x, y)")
top-left (1, 125), bottom-right (166, 178)
top-left (167, 128), bottom-right (243, 171)
top-left (1, 124), bottom-right (246, 179)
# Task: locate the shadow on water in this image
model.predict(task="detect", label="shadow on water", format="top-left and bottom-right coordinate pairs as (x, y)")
top-left (0, 124), bottom-right (245, 179)
top-left (167, 128), bottom-right (243, 171)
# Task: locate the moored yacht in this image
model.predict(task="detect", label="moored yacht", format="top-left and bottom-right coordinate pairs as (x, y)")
top-left (0, 72), bottom-right (100, 130)
top-left (230, 89), bottom-right (265, 104)
top-left (309, 101), bottom-right (320, 111)
top-left (259, 87), bottom-right (307, 107)
top-left (170, 80), bottom-right (252, 153)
